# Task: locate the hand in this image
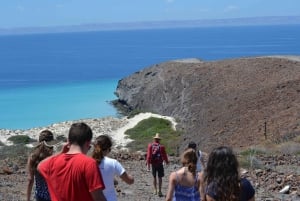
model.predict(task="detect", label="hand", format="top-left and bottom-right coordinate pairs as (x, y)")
top-left (61, 143), bottom-right (70, 153)
top-left (147, 164), bottom-right (151, 172)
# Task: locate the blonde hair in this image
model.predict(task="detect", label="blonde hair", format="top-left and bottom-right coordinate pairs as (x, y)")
top-left (181, 148), bottom-right (198, 174)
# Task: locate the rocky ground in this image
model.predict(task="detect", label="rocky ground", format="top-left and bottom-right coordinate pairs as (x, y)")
top-left (0, 150), bottom-right (299, 201)
top-left (0, 105), bottom-right (299, 200)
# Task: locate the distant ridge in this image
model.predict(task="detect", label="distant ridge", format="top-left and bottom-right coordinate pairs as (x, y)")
top-left (0, 16), bottom-right (300, 35)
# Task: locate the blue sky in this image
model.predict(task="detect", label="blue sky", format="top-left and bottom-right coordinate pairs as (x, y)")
top-left (0, 0), bottom-right (299, 28)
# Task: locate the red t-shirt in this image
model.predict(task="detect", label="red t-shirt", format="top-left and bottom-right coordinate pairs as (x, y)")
top-left (39, 153), bottom-right (105, 201)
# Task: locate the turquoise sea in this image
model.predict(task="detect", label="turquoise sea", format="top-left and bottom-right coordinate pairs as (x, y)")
top-left (0, 25), bottom-right (300, 129)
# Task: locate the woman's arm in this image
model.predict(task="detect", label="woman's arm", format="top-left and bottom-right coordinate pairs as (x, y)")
top-left (120, 171), bottom-right (134, 184)
top-left (206, 195), bottom-right (216, 201)
top-left (165, 172), bottom-right (176, 201)
top-left (26, 156), bottom-right (34, 201)
top-left (198, 172), bottom-right (205, 201)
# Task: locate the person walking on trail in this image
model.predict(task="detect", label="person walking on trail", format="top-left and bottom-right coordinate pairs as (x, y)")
top-left (92, 135), bottom-right (134, 201)
top-left (38, 122), bottom-right (107, 201)
top-left (187, 141), bottom-right (206, 173)
top-left (165, 148), bottom-right (204, 201)
top-left (26, 130), bottom-right (57, 201)
top-left (146, 133), bottom-right (169, 197)
top-left (204, 146), bottom-right (255, 201)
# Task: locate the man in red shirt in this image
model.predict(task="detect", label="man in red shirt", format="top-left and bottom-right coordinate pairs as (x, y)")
top-left (38, 122), bottom-right (107, 201)
top-left (146, 133), bottom-right (169, 197)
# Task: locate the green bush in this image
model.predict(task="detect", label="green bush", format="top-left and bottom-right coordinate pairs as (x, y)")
top-left (7, 135), bottom-right (33, 144)
top-left (125, 117), bottom-right (181, 155)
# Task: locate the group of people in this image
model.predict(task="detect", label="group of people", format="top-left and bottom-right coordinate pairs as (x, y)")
top-left (146, 133), bottom-right (255, 201)
top-left (26, 122), bottom-right (134, 201)
top-left (26, 122), bottom-right (255, 201)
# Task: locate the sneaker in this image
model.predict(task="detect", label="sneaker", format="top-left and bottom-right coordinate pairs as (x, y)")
top-left (158, 191), bottom-right (163, 197)
top-left (153, 190), bottom-right (157, 195)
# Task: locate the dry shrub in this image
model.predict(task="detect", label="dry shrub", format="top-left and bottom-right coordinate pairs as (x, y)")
top-left (238, 148), bottom-right (265, 169)
top-left (277, 141), bottom-right (300, 155)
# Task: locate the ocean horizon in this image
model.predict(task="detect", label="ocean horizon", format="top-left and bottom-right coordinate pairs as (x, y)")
top-left (1, 25), bottom-right (300, 129)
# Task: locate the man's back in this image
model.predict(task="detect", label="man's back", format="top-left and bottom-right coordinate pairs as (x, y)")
top-left (147, 142), bottom-right (169, 165)
top-left (39, 153), bottom-right (105, 201)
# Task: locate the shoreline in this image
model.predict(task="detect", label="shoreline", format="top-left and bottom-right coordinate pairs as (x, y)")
top-left (0, 112), bottom-right (177, 149)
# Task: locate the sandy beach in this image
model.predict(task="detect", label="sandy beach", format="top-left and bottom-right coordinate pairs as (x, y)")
top-left (0, 112), bottom-right (177, 148)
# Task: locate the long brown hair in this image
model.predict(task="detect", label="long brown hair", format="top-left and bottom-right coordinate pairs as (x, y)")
top-left (92, 135), bottom-right (112, 165)
top-left (181, 148), bottom-right (198, 175)
top-left (204, 146), bottom-right (241, 201)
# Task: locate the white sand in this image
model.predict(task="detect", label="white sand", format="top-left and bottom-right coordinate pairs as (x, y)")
top-left (0, 113), bottom-right (177, 149)
top-left (111, 112), bottom-right (177, 148)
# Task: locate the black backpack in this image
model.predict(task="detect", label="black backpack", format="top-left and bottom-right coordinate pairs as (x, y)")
top-left (151, 143), bottom-right (161, 162)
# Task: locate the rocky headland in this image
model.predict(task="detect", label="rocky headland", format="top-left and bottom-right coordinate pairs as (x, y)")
top-left (115, 56), bottom-right (300, 152)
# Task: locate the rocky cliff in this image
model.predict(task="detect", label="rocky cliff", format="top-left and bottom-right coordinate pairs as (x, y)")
top-left (115, 56), bottom-right (300, 151)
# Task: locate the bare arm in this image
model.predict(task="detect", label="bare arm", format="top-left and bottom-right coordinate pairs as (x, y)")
top-left (90, 189), bottom-right (107, 201)
top-left (198, 172), bottom-right (205, 201)
top-left (165, 172), bottom-right (176, 201)
top-left (206, 195), bottom-right (215, 201)
top-left (120, 172), bottom-right (134, 185)
top-left (26, 156), bottom-right (34, 201)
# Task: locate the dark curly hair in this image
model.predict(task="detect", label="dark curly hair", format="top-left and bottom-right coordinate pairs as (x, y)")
top-left (92, 135), bottom-right (112, 165)
top-left (29, 130), bottom-right (54, 172)
top-left (204, 146), bottom-right (241, 201)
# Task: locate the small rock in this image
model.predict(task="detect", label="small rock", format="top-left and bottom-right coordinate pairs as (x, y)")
top-left (276, 177), bottom-right (282, 184)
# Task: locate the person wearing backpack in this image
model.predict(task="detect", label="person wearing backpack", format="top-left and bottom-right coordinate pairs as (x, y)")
top-left (146, 133), bottom-right (169, 197)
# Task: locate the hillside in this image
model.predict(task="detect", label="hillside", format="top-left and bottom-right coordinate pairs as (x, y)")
top-left (115, 56), bottom-right (300, 152)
